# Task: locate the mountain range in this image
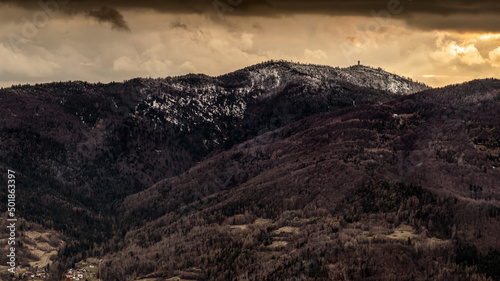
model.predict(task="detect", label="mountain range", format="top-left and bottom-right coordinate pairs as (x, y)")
top-left (0, 61), bottom-right (499, 281)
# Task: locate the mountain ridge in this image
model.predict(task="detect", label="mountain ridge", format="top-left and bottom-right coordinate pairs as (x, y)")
top-left (112, 78), bottom-right (500, 281)
top-left (2, 63), bottom-right (499, 281)
top-left (0, 62), bottom-right (421, 268)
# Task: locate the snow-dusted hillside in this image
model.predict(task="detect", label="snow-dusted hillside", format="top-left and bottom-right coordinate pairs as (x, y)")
top-left (0, 61), bottom-right (429, 199)
top-left (132, 61), bottom-right (429, 136)
top-left (0, 61), bottom-right (431, 269)
top-left (222, 61), bottom-right (428, 94)
top-left (340, 65), bottom-right (428, 95)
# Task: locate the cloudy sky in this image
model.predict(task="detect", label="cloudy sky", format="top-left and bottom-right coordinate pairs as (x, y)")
top-left (1, 0), bottom-right (499, 88)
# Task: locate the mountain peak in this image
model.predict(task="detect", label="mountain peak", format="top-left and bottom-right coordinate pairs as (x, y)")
top-left (2, 60), bottom-right (500, 281)
top-left (219, 60), bottom-right (429, 95)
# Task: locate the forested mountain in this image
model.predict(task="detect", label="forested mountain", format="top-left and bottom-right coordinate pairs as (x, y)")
top-left (3, 62), bottom-right (499, 281)
top-left (0, 61), bottom-right (426, 279)
top-left (109, 79), bottom-right (500, 281)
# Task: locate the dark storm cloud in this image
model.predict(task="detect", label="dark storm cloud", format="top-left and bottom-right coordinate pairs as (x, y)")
top-left (405, 13), bottom-right (500, 33)
top-left (87, 6), bottom-right (130, 31)
top-left (170, 19), bottom-right (188, 30)
top-left (4, 0), bottom-right (500, 15)
top-left (2, 0), bottom-right (500, 32)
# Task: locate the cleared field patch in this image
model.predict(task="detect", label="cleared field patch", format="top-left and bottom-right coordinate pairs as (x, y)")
top-left (21, 230), bottom-right (63, 269)
top-left (268, 241), bottom-right (288, 249)
top-left (254, 218), bottom-right (273, 225)
top-left (387, 225), bottom-right (419, 240)
top-left (273, 226), bottom-right (300, 235)
top-left (229, 225), bottom-right (249, 231)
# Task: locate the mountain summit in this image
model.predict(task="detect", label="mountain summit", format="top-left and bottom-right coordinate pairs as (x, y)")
top-left (219, 60), bottom-right (429, 95)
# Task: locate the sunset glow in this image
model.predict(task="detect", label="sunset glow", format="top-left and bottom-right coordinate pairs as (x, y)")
top-left (0, 1), bottom-right (499, 88)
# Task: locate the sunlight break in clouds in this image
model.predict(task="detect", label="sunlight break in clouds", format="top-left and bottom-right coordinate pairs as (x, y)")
top-left (431, 38), bottom-right (485, 66)
top-left (489, 47), bottom-right (500, 67)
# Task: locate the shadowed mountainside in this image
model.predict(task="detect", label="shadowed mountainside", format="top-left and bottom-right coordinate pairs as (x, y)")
top-left (0, 61), bottom-right (428, 279)
top-left (110, 79), bottom-right (500, 281)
